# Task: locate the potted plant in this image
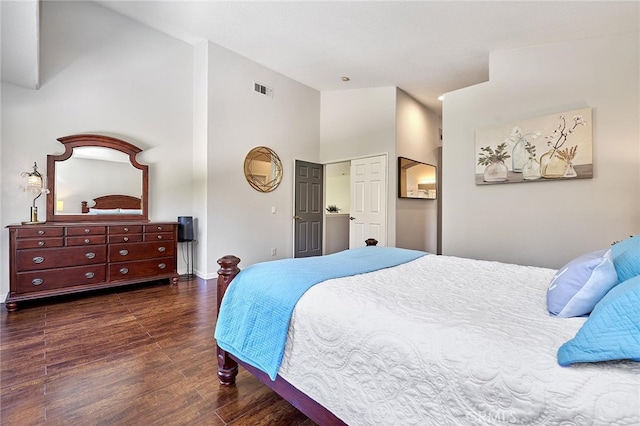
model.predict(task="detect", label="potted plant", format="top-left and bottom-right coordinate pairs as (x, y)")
top-left (478, 142), bottom-right (510, 182)
top-left (326, 205), bottom-right (340, 213)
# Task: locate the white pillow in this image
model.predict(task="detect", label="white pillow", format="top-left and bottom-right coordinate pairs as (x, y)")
top-left (547, 249), bottom-right (619, 317)
top-left (88, 208), bottom-right (120, 215)
top-left (118, 208), bottom-right (142, 215)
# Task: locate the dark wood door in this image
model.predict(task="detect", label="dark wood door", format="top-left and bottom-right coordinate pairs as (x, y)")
top-left (294, 160), bottom-right (323, 258)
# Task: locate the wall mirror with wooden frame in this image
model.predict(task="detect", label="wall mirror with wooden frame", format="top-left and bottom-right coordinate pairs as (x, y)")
top-left (398, 156), bottom-right (437, 200)
top-left (46, 134), bottom-right (149, 222)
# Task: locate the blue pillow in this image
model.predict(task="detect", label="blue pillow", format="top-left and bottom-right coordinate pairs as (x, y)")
top-left (557, 274), bottom-right (640, 366)
top-left (611, 235), bottom-right (640, 282)
top-left (547, 249), bottom-right (618, 317)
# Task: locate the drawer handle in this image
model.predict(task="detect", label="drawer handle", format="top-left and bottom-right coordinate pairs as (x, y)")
top-left (32, 278), bottom-right (43, 286)
top-left (38, 230), bottom-right (45, 235)
top-left (84, 229), bottom-right (91, 234)
top-left (157, 235), bottom-right (163, 240)
top-left (85, 272), bottom-right (95, 279)
top-left (119, 249), bottom-right (129, 256)
top-left (85, 252), bottom-right (96, 259)
top-left (119, 268), bottom-right (129, 275)
top-left (33, 256), bottom-right (44, 264)
top-left (158, 246), bottom-right (166, 253)
top-left (123, 227), bottom-right (129, 232)
top-left (38, 241), bottom-right (45, 247)
top-left (123, 237), bottom-right (129, 242)
top-left (84, 238), bottom-right (90, 244)
top-left (158, 263), bottom-right (166, 269)
top-left (157, 226), bottom-right (162, 230)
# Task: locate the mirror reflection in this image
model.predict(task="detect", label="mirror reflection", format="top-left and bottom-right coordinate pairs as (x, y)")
top-left (46, 134), bottom-right (149, 222)
top-left (244, 146), bottom-right (283, 193)
top-left (398, 157), bottom-right (437, 199)
top-left (55, 147), bottom-right (142, 214)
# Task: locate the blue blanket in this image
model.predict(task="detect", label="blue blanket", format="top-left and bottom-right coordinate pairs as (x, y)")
top-left (214, 246), bottom-right (427, 379)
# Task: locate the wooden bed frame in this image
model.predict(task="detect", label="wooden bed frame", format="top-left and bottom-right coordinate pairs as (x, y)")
top-left (215, 239), bottom-right (379, 425)
top-left (81, 194), bottom-right (142, 213)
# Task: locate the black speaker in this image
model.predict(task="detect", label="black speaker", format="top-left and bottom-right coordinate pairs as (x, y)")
top-left (177, 216), bottom-right (194, 242)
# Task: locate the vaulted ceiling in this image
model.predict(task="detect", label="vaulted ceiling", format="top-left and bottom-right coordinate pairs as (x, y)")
top-left (3, 1), bottom-right (639, 114)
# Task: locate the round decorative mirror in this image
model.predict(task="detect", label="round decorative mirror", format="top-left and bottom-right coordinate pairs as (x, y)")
top-left (243, 146), bottom-right (283, 193)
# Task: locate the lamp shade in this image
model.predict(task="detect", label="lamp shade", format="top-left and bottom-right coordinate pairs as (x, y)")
top-left (21, 162), bottom-right (44, 196)
top-left (20, 162), bottom-right (47, 224)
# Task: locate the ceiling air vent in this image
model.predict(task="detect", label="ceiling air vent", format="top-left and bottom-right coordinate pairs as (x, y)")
top-left (253, 81), bottom-right (273, 98)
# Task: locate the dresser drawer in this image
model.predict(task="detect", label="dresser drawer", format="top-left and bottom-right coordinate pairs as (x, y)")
top-left (109, 257), bottom-right (175, 281)
top-left (108, 234), bottom-right (143, 244)
top-left (144, 224), bottom-right (174, 233)
top-left (109, 241), bottom-right (175, 262)
top-left (66, 226), bottom-right (106, 236)
top-left (16, 265), bottom-right (106, 293)
top-left (16, 227), bottom-right (64, 239)
top-left (144, 232), bottom-right (174, 242)
top-left (16, 246), bottom-right (107, 271)
top-left (67, 235), bottom-right (107, 246)
top-left (16, 238), bottom-right (64, 250)
top-left (108, 225), bottom-right (143, 235)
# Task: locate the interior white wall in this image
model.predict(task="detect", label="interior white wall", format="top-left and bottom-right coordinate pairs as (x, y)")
top-left (325, 162), bottom-right (351, 214)
top-left (395, 89), bottom-right (441, 253)
top-left (192, 41), bottom-right (209, 277)
top-left (442, 32), bottom-right (640, 269)
top-left (0, 2), bottom-right (3, 294)
top-left (204, 42), bottom-right (320, 277)
top-left (0, 1), bottom-right (193, 301)
top-left (1, 0), bottom-right (40, 90)
top-left (320, 87), bottom-right (397, 246)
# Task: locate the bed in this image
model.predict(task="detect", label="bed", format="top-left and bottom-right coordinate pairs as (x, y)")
top-left (214, 240), bottom-right (640, 425)
top-left (81, 194), bottom-right (143, 215)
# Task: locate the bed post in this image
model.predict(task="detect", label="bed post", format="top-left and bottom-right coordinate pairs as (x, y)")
top-left (365, 238), bottom-right (378, 246)
top-left (216, 255), bottom-right (241, 386)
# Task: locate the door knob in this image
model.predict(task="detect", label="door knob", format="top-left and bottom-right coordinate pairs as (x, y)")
top-left (349, 216), bottom-right (356, 221)
top-left (294, 216), bottom-right (302, 220)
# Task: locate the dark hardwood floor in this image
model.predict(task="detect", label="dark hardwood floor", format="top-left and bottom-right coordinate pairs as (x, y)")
top-left (0, 278), bottom-right (315, 425)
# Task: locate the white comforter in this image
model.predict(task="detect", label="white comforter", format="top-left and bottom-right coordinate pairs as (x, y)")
top-left (278, 255), bottom-right (640, 425)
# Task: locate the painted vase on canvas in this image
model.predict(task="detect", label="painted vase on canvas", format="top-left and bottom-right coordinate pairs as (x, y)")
top-left (511, 137), bottom-right (528, 173)
top-left (540, 149), bottom-right (569, 178)
top-left (564, 161), bottom-right (577, 178)
top-left (483, 161), bottom-right (508, 182)
top-left (522, 157), bottom-right (541, 180)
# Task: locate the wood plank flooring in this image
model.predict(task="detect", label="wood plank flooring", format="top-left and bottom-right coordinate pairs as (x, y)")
top-left (0, 278), bottom-right (315, 425)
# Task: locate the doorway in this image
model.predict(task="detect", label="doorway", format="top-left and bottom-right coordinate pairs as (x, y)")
top-left (325, 161), bottom-right (351, 254)
top-left (295, 155), bottom-right (389, 257)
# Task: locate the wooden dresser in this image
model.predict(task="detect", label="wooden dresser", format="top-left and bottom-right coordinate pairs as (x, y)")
top-left (6, 221), bottom-right (179, 311)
